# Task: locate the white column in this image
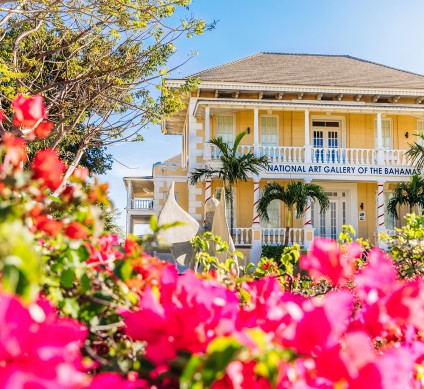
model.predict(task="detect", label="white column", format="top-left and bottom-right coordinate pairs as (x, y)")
top-left (376, 113), bottom-right (385, 165)
top-left (303, 179), bottom-right (314, 249)
top-left (377, 181), bottom-right (386, 248)
top-left (204, 106), bottom-right (210, 142)
top-left (253, 108), bottom-right (259, 153)
top-left (252, 178), bottom-right (261, 227)
top-left (304, 110), bottom-right (312, 163)
top-left (250, 177), bottom-right (262, 266)
top-left (204, 179), bottom-right (212, 219)
top-left (126, 181), bottom-right (133, 236)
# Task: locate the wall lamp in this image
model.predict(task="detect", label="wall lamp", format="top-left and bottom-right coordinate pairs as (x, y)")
top-left (247, 127), bottom-right (251, 134)
top-left (405, 131), bottom-right (409, 139)
top-left (360, 203), bottom-right (364, 210)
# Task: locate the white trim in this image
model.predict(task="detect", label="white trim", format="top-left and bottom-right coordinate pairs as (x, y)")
top-left (260, 114), bottom-right (280, 146)
top-left (165, 79), bottom-right (424, 96)
top-left (311, 115), bottom-right (346, 148)
top-left (417, 119), bottom-right (424, 146)
top-left (193, 99), bottom-right (424, 118)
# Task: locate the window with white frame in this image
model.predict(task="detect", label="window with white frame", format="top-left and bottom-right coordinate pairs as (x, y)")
top-left (216, 115), bottom-right (234, 144)
top-left (384, 192), bottom-right (395, 230)
top-left (259, 189), bottom-right (280, 228)
top-left (374, 119), bottom-right (392, 149)
top-left (260, 116), bottom-right (278, 146)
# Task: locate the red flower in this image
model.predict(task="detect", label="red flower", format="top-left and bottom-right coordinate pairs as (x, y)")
top-left (65, 221), bottom-right (90, 240)
top-left (72, 166), bottom-right (89, 181)
top-left (12, 94), bottom-right (46, 129)
top-left (34, 214), bottom-right (63, 237)
top-left (0, 110), bottom-right (5, 122)
top-left (34, 121), bottom-right (53, 139)
top-left (2, 132), bottom-right (27, 167)
top-left (32, 149), bottom-right (66, 190)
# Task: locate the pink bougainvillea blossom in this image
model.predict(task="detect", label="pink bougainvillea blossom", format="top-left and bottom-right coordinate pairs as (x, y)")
top-left (12, 94), bottom-right (47, 129)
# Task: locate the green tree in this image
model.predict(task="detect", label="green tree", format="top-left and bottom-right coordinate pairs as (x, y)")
top-left (0, 0), bottom-right (214, 182)
top-left (257, 181), bottom-right (330, 246)
top-left (406, 132), bottom-right (424, 171)
top-left (190, 131), bottom-right (269, 233)
top-left (387, 174), bottom-right (424, 219)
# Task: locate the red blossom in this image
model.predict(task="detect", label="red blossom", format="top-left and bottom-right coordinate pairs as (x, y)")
top-left (72, 166), bottom-right (89, 181)
top-left (65, 221), bottom-right (90, 240)
top-left (32, 148), bottom-right (66, 190)
top-left (35, 214), bottom-right (63, 237)
top-left (34, 121), bottom-right (53, 139)
top-left (0, 110), bottom-right (5, 122)
top-left (12, 94), bottom-right (47, 129)
top-left (2, 132), bottom-right (27, 167)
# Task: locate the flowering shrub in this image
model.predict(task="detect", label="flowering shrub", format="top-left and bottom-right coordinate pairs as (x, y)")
top-left (1, 96), bottom-right (424, 388)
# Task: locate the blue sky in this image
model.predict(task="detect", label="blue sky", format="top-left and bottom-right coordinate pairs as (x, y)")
top-left (103, 0), bottom-right (424, 232)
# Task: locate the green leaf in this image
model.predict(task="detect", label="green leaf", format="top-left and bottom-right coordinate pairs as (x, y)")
top-left (149, 215), bottom-right (158, 232)
top-left (61, 269), bottom-right (76, 289)
top-left (114, 259), bottom-right (133, 282)
top-left (80, 273), bottom-right (91, 292)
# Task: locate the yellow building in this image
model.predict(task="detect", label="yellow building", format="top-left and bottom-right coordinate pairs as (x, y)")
top-left (124, 53), bottom-right (424, 263)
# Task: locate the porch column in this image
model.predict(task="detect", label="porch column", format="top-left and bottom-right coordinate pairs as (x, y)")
top-left (303, 179), bottom-right (314, 249)
top-left (204, 179), bottom-right (212, 220)
top-left (253, 108), bottom-right (259, 154)
top-left (304, 110), bottom-right (312, 163)
top-left (377, 181), bottom-right (387, 248)
top-left (250, 177), bottom-right (262, 266)
top-left (126, 181), bottom-right (133, 236)
top-left (376, 113), bottom-right (385, 165)
top-left (204, 106), bottom-right (211, 160)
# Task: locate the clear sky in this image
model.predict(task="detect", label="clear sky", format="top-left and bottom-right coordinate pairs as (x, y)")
top-left (103, 0), bottom-right (424, 232)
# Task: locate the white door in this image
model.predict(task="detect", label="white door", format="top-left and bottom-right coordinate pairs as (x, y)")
top-left (312, 121), bottom-right (342, 163)
top-left (312, 191), bottom-right (347, 240)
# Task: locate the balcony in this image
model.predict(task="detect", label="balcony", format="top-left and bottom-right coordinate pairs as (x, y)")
top-left (232, 227), bottom-right (306, 247)
top-left (204, 144), bottom-right (415, 181)
top-left (130, 199), bottom-right (154, 210)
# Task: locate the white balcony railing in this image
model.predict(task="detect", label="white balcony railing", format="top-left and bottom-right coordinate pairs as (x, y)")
top-left (205, 144), bottom-right (410, 169)
top-left (131, 199), bottom-right (154, 210)
top-left (232, 227), bottom-right (252, 245)
top-left (261, 228), bottom-right (305, 246)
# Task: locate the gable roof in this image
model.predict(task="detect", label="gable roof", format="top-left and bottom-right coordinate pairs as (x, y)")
top-left (190, 53), bottom-right (424, 89)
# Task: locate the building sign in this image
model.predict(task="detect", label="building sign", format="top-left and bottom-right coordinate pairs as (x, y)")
top-left (267, 164), bottom-right (418, 176)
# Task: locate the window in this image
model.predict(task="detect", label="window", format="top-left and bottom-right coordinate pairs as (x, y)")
top-left (384, 192), bottom-right (395, 230)
top-left (259, 189), bottom-right (280, 228)
top-left (260, 116), bottom-right (278, 146)
top-left (374, 119), bottom-right (392, 149)
top-left (216, 115), bottom-right (234, 144)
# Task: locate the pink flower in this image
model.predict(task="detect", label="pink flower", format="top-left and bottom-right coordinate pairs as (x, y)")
top-left (2, 132), bottom-right (27, 167)
top-left (86, 372), bottom-right (149, 389)
top-left (32, 148), bottom-right (66, 190)
top-left (0, 292), bottom-right (87, 388)
top-left (12, 94), bottom-right (47, 128)
top-left (34, 121), bottom-right (54, 139)
top-left (299, 238), bottom-right (361, 286)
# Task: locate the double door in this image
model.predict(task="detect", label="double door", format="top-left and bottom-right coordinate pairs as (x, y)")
top-left (312, 120), bottom-right (342, 163)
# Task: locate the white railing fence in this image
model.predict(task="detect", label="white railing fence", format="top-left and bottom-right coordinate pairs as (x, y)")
top-left (232, 227), bottom-right (252, 246)
top-left (261, 228), bottom-right (305, 246)
top-left (131, 199), bottom-right (154, 210)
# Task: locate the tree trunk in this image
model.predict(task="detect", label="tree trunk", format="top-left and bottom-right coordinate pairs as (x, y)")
top-left (284, 208), bottom-right (292, 246)
top-left (229, 183), bottom-right (234, 237)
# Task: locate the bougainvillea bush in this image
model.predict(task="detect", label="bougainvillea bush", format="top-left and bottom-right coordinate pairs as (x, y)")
top-left (1, 95), bottom-right (424, 388)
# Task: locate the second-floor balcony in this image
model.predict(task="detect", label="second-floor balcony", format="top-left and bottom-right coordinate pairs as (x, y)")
top-left (204, 144), bottom-right (416, 181)
top-left (130, 199), bottom-right (154, 210)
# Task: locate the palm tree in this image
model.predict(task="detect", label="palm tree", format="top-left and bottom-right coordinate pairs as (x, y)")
top-left (190, 131), bottom-right (269, 233)
top-left (387, 174), bottom-right (424, 219)
top-left (406, 132), bottom-right (424, 171)
top-left (257, 181), bottom-right (330, 246)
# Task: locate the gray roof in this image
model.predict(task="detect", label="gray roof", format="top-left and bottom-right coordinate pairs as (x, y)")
top-left (190, 53), bottom-right (424, 89)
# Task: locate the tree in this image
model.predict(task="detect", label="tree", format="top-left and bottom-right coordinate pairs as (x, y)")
top-left (406, 132), bottom-right (424, 171)
top-left (387, 174), bottom-right (424, 219)
top-left (0, 0), bottom-right (214, 184)
top-left (257, 181), bottom-right (330, 246)
top-left (190, 131), bottom-right (269, 234)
